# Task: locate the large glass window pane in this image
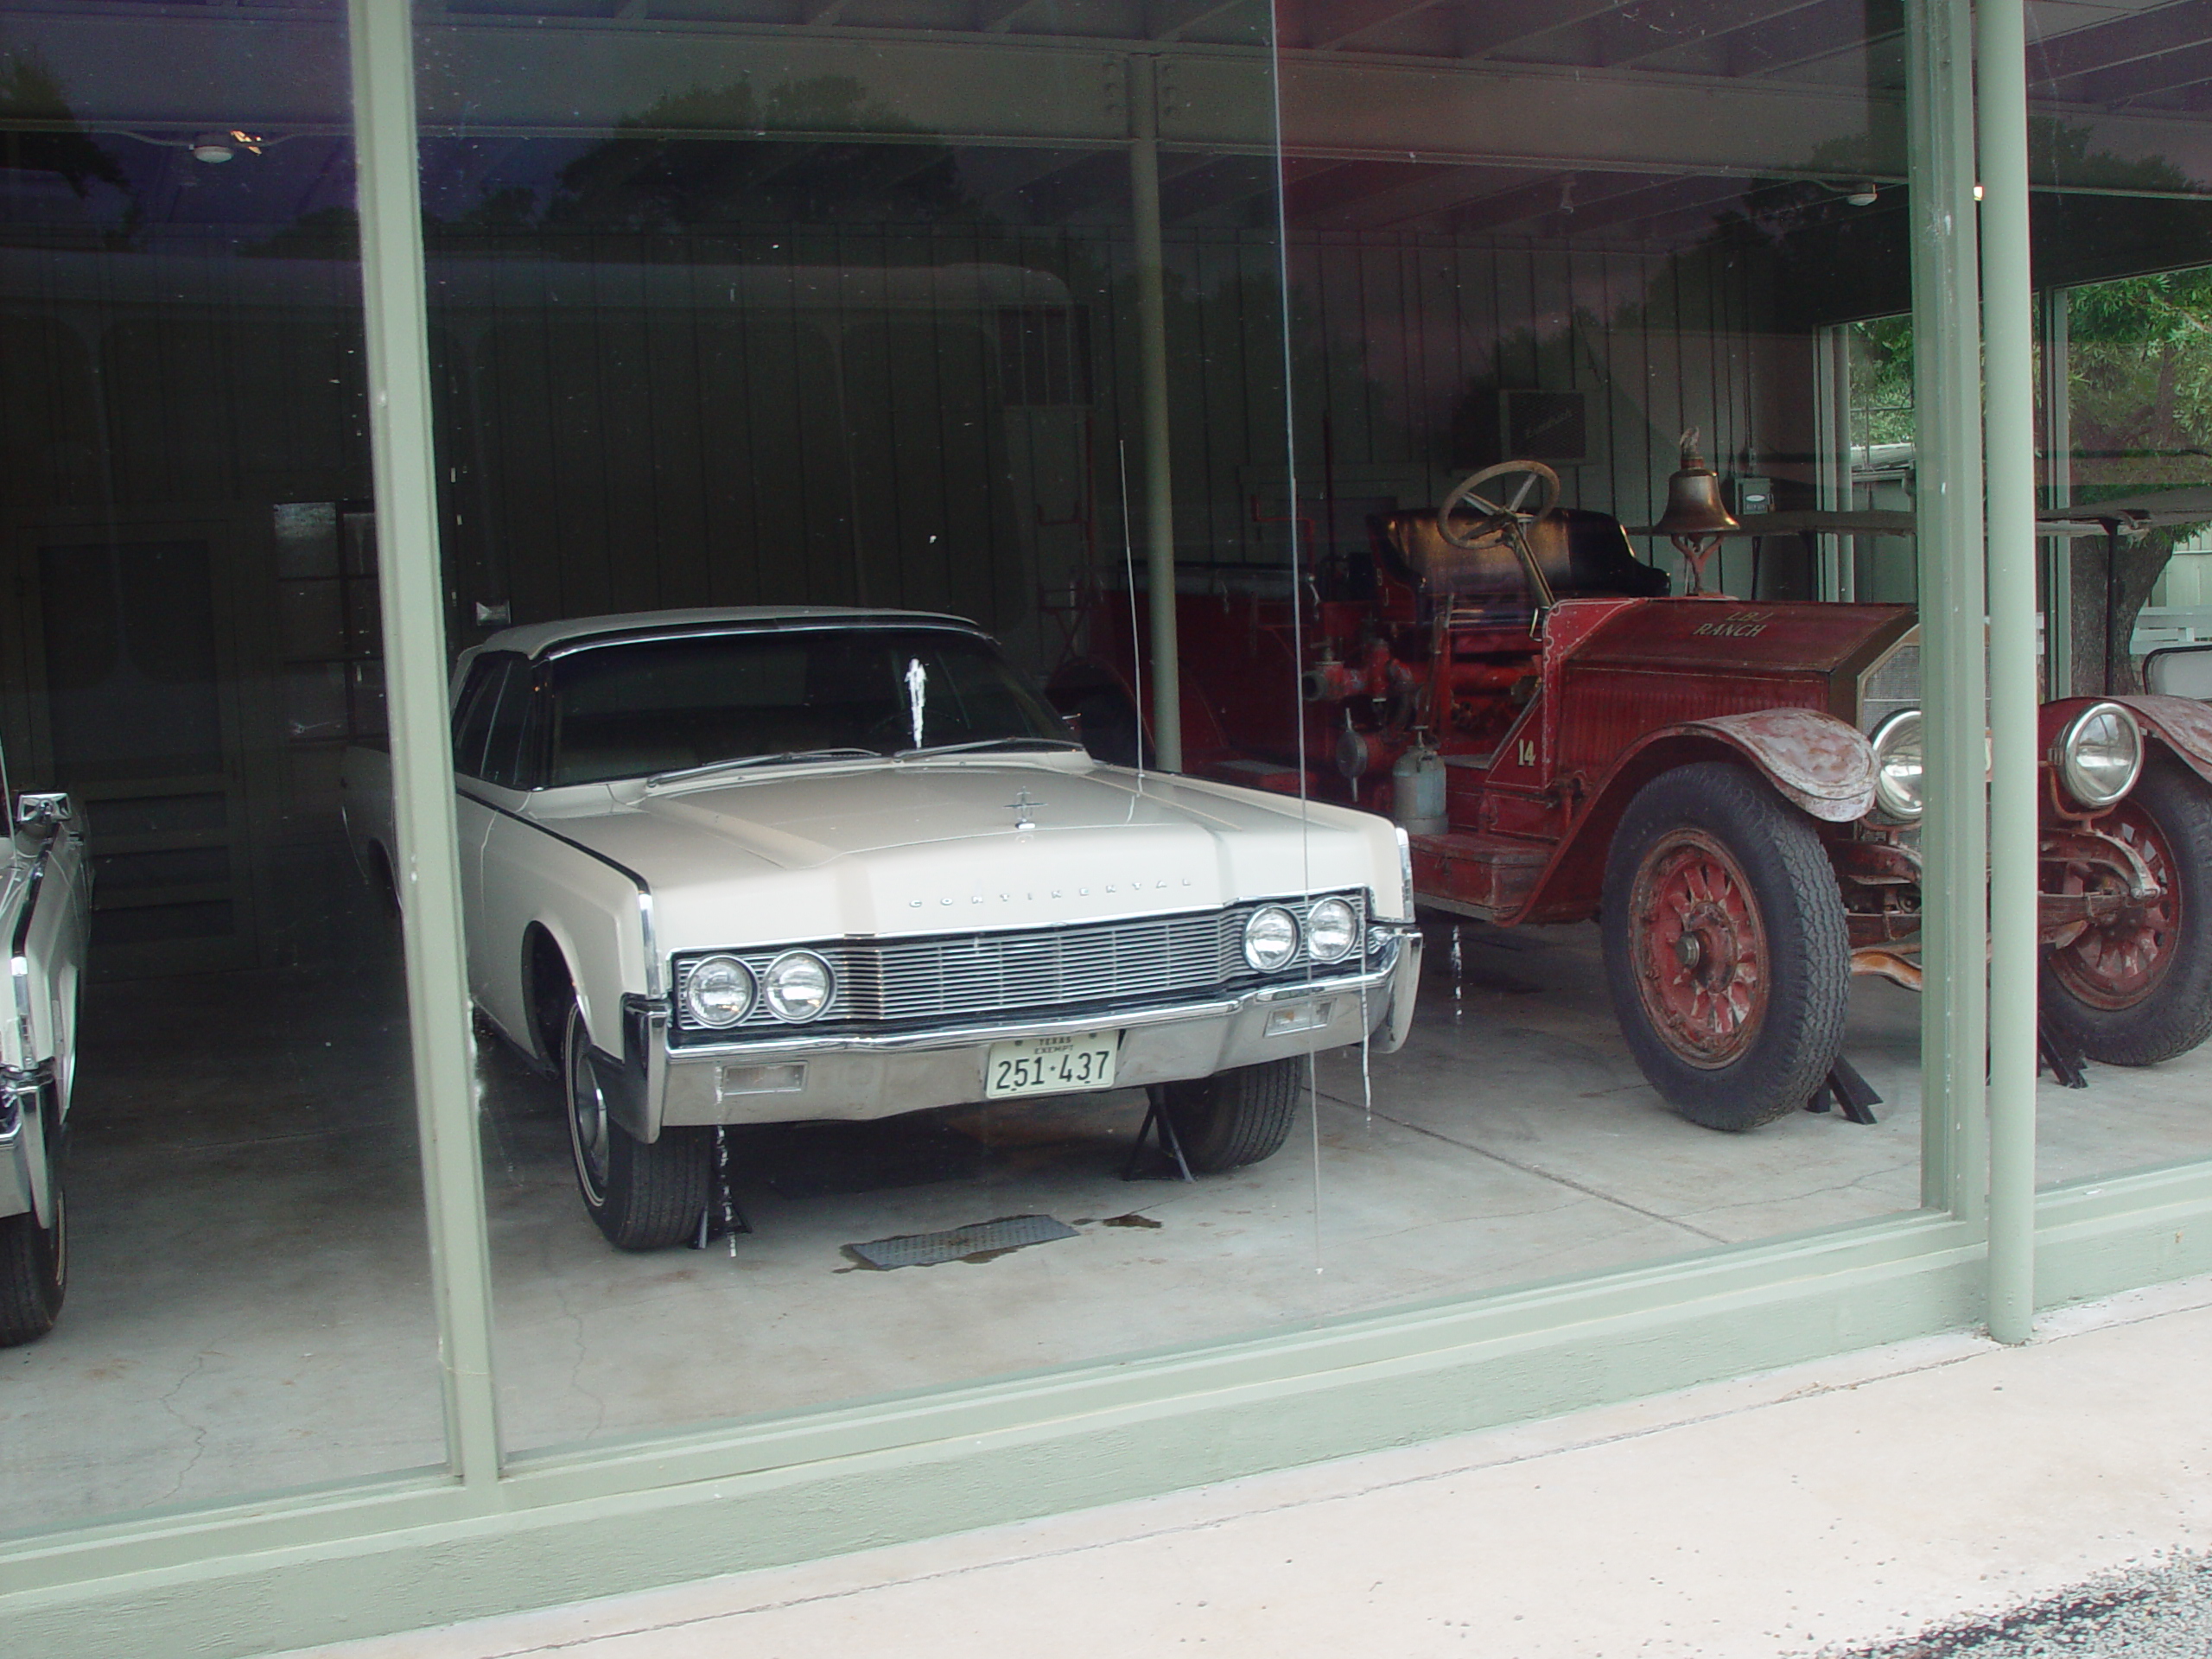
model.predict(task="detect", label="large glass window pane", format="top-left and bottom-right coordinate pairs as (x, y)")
top-left (2029, 2), bottom-right (2212, 1185)
top-left (0, 4), bottom-right (445, 1529)
top-left (415, 3), bottom-right (1366, 1453)
top-left (1266, 2), bottom-right (1933, 1286)
top-left (426, 2), bottom-right (1943, 1460)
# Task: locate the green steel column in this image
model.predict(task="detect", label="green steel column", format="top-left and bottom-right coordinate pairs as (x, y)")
top-left (1128, 54), bottom-right (1184, 772)
top-left (348, 0), bottom-right (505, 1478)
top-left (2041, 291), bottom-right (2074, 699)
top-left (1905, 0), bottom-right (1986, 1224)
top-left (1978, 0), bottom-right (2042, 1344)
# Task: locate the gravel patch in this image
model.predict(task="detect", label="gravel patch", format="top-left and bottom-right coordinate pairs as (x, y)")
top-left (1811, 1552), bottom-right (2212, 1657)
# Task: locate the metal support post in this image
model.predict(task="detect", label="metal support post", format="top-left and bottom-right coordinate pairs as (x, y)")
top-left (1814, 323), bottom-right (1854, 604)
top-left (348, 0), bottom-right (505, 1479)
top-left (1904, 0), bottom-right (1986, 1226)
top-left (1978, 0), bottom-right (2042, 1344)
top-left (1128, 54), bottom-right (1184, 772)
top-left (2041, 289), bottom-right (2074, 698)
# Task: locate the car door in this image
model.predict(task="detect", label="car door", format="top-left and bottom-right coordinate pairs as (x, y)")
top-left (449, 654), bottom-right (523, 1014)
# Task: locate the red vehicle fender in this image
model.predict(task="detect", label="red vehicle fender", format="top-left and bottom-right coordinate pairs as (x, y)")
top-left (1622, 709), bottom-right (1878, 822)
top-left (1514, 708), bottom-right (1874, 925)
top-left (2111, 695), bottom-right (2212, 787)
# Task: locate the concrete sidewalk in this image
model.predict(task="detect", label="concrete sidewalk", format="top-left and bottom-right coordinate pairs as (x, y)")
top-left (291, 1274), bottom-right (2212, 1659)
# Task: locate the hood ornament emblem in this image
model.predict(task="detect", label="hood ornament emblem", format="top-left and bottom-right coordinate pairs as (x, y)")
top-left (1007, 787), bottom-right (1044, 831)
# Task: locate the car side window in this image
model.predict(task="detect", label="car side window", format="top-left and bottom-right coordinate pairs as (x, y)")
top-left (452, 656), bottom-right (516, 781)
top-left (479, 661), bottom-right (539, 790)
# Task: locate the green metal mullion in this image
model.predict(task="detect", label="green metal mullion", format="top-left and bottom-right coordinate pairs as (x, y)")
top-left (1978, 0), bottom-right (2042, 1344)
top-left (1904, 0), bottom-right (1986, 1225)
top-left (348, 0), bottom-right (505, 1478)
top-left (1128, 53), bottom-right (1184, 772)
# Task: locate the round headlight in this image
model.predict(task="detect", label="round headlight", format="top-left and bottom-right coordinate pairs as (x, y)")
top-left (1243, 905), bottom-right (1300, 972)
top-left (683, 955), bottom-right (755, 1028)
top-left (1306, 898), bottom-right (1358, 963)
top-left (2058, 701), bottom-right (2144, 809)
top-left (1869, 709), bottom-right (1924, 823)
top-left (761, 950), bottom-right (834, 1022)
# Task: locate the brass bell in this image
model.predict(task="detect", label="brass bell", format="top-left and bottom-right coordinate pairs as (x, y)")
top-left (1651, 430), bottom-right (1740, 540)
top-left (1650, 428), bottom-right (1738, 595)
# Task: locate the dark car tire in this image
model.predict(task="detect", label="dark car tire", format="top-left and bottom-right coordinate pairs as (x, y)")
top-left (0, 1123), bottom-right (66, 1348)
top-left (564, 1000), bottom-right (712, 1250)
top-left (1601, 761), bottom-right (1850, 1132)
top-left (1160, 1057), bottom-right (1303, 1172)
top-left (2043, 759), bottom-right (2212, 1067)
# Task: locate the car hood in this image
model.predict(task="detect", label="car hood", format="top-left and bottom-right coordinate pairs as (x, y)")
top-left (531, 758), bottom-right (1396, 951)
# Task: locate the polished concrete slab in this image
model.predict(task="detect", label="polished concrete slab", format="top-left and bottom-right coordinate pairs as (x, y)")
top-left (4, 895), bottom-right (2209, 1535)
top-left (281, 1273), bottom-right (2212, 1659)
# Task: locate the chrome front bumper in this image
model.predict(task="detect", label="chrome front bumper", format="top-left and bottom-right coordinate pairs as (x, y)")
top-left (613, 929), bottom-right (1421, 1135)
top-left (0, 1065), bottom-right (49, 1222)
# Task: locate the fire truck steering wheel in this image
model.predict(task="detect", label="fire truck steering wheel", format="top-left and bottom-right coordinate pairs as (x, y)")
top-left (1437, 460), bottom-right (1561, 550)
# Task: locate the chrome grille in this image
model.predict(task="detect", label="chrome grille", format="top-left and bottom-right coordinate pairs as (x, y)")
top-left (1857, 633), bottom-right (1920, 734)
top-left (670, 893), bottom-right (1364, 1041)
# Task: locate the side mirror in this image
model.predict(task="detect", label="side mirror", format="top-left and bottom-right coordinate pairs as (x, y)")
top-left (15, 792), bottom-right (73, 831)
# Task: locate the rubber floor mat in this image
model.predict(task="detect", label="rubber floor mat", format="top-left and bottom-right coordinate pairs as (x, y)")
top-left (844, 1213), bottom-right (1079, 1270)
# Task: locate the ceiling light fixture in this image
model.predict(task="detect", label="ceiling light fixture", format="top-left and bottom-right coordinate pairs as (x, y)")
top-left (191, 130), bottom-right (264, 164)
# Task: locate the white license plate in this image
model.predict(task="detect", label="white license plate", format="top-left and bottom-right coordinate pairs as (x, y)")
top-left (984, 1031), bottom-right (1117, 1099)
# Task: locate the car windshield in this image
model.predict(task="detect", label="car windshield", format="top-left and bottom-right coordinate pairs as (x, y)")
top-left (544, 626), bottom-right (1071, 786)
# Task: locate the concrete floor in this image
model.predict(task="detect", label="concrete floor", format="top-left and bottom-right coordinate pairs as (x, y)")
top-left (4, 891), bottom-right (2209, 1535)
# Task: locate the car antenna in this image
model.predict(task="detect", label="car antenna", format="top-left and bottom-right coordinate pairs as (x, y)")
top-left (1117, 438), bottom-right (1147, 787)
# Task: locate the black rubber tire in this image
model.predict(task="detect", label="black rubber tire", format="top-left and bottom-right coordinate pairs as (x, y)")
top-left (0, 1121), bottom-right (66, 1348)
top-left (1600, 761), bottom-right (1850, 1131)
top-left (1071, 690), bottom-right (1142, 769)
top-left (1159, 1057), bottom-right (1302, 1173)
top-left (2042, 759), bottom-right (2212, 1067)
top-left (563, 1000), bottom-right (712, 1250)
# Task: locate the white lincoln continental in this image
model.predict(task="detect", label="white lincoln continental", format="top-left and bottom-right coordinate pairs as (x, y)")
top-left (344, 608), bottom-right (1422, 1250)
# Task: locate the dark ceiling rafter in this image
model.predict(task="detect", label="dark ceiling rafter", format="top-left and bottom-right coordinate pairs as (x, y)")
top-left (1537, 0), bottom-right (1837, 73)
top-left (976, 0), bottom-right (1048, 34)
top-left (1303, 0), bottom-right (1446, 53)
top-left (1703, 0), bottom-right (1905, 84)
top-left (1452, 0), bottom-right (1626, 60)
top-left (1145, 0), bottom-right (1262, 41)
top-left (2051, 36), bottom-right (2212, 109)
top-left (2030, 0), bottom-right (2212, 86)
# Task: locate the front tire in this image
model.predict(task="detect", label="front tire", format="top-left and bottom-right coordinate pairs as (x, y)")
top-left (1159, 1057), bottom-right (1302, 1172)
top-left (564, 1001), bottom-right (711, 1250)
top-left (1601, 762), bottom-right (1850, 1131)
top-left (0, 1109), bottom-right (66, 1347)
top-left (2043, 760), bottom-right (2212, 1066)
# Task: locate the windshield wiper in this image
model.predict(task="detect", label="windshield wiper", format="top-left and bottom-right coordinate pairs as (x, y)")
top-left (645, 747), bottom-right (881, 786)
top-left (897, 736), bottom-right (1084, 758)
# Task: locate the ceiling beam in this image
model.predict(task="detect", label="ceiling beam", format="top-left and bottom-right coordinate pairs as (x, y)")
top-left (1716, 0), bottom-right (1904, 82)
top-left (976, 0), bottom-right (1049, 33)
top-left (2031, 0), bottom-right (2211, 86)
top-left (1145, 0), bottom-right (1259, 42)
top-left (1303, 0), bottom-right (1444, 53)
top-left (1454, 0), bottom-right (1625, 60)
top-left (2061, 40), bottom-right (2212, 110)
top-left (1573, 0), bottom-right (1834, 73)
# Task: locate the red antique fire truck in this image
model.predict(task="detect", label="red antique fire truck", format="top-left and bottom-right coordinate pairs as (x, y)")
top-left (1050, 456), bottom-right (2212, 1130)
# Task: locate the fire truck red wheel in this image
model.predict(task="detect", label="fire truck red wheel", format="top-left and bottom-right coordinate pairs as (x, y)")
top-left (1601, 762), bottom-right (1851, 1131)
top-left (2042, 760), bottom-right (2212, 1067)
